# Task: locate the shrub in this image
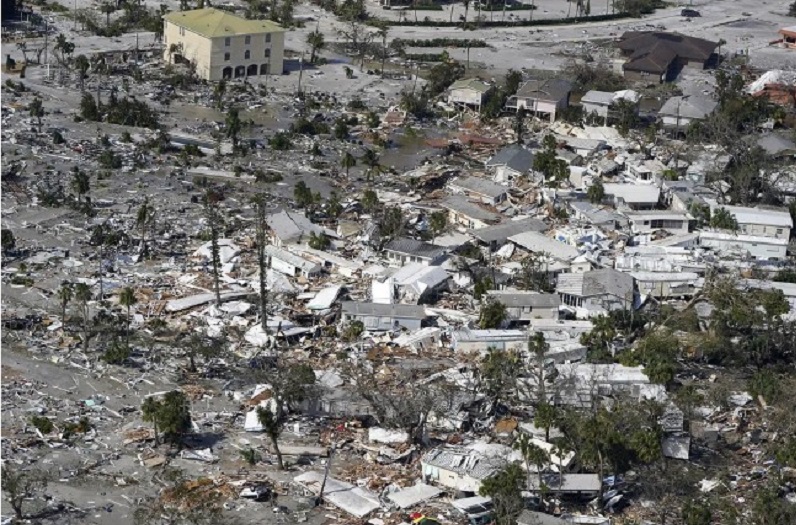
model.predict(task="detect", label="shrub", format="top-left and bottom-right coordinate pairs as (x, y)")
top-left (30, 416), bottom-right (54, 434)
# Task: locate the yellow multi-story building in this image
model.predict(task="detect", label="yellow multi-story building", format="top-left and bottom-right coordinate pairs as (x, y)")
top-left (162, 8), bottom-right (285, 81)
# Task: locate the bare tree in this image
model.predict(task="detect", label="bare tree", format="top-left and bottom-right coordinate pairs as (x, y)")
top-left (1, 464), bottom-right (49, 521)
top-left (202, 190), bottom-right (224, 305)
top-left (252, 194), bottom-right (270, 333)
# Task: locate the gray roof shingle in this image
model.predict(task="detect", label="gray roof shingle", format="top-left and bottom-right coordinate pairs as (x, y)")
top-left (385, 238), bottom-right (447, 260)
top-left (486, 145), bottom-right (535, 174)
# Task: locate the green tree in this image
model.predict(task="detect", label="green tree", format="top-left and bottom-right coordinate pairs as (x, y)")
top-left (619, 329), bottom-right (680, 385)
top-left (587, 178), bottom-right (605, 204)
top-left (202, 190), bottom-right (224, 305)
top-left (710, 207), bottom-right (738, 231)
top-left (252, 361), bottom-right (316, 470)
top-left (70, 166), bottom-right (91, 206)
top-left (682, 499), bottom-right (712, 525)
top-left (118, 286), bottom-right (137, 350)
top-left (74, 54), bottom-right (90, 92)
top-left (252, 193), bottom-right (271, 333)
top-left (74, 282), bottom-right (93, 351)
top-left (145, 390), bottom-right (192, 449)
top-left (534, 402), bottom-right (558, 442)
top-left (428, 210), bottom-right (448, 242)
top-left (184, 332), bottom-right (224, 373)
top-left (136, 197), bottom-right (155, 258)
top-left (326, 191), bottom-right (343, 219)
top-left (513, 433), bottom-right (548, 489)
top-left (513, 107), bottom-right (526, 143)
top-left (378, 206), bottom-right (404, 240)
top-left (141, 396), bottom-right (161, 446)
top-left (58, 282), bottom-right (73, 324)
top-left (53, 33), bottom-right (75, 65)
top-left (80, 92), bottom-right (101, 121)
top-left (341, 151), bottom-right (357, 177)
top-left (293, 180), bottom-right (315, 208)
top-left (225, 107), bottom-right (242, 150)
top-left (479, 299), bottom-right (507, 329)
top-left (580, 314), bottom-right (617, 361)
top-left (479, 463), bottom-right (526, 525)
top-left (308, 231), bottom-right (331, 250)
top-left (333, 117), bottom-right (349, 140)
top-left (362, 188), bottom-right (379, 212)
top-left (306, 27), bottom-right (326, 63)
top-left (1, 228), bottom-right (15, 254)
top-left (479, 347), bottom-right (522, 407)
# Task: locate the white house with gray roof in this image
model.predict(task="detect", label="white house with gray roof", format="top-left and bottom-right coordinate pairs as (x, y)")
top-left (469, 217), bottom-right (548, 250)
top-left (485, 290), bottom-right (561, 321)
top-left (557, 268), bottom-right (635, 315)
top-left (384, 238), bottom-right (448, 267)
top-left (341, 301), bottom-right (427, 331)
top-left (264, 245), bottom-right (321, 278)
top-left (705, 202), bottom-right (792, 239)
top-left (447, 78), bottom-right (494, 111)
top-left (658, 95), bottom-right (717, 129)
top-left (486, 145), bottom-right (535, 182)
top-left (266, 209), bottom-right (331, 247)
top-left (421, 445), bottom-right (509, 492)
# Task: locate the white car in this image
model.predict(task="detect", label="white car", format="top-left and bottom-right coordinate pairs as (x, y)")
top-left (240, 485), bottom-right (271, 501)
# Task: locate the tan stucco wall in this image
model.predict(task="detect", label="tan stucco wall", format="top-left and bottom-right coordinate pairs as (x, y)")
top-left (163, 21), bottom-right (213, 78)
top-left (163, 21), bottom-right (285, 81)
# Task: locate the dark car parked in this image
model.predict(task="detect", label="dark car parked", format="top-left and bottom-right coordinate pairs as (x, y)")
top-left (681, 8), bottom-right (701, 17)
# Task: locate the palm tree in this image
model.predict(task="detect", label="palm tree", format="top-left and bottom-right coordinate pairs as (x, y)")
top-left (118, 287), bottom-right (136, 349)
top-left (306, 25), bottom-right (326, 64)
top-left (74, 54), bottom-right (90, 93)
top-left (514, 433), bottom-right (549, 489)
top-left (141, 396), bottom-right (161, 446)
top-left (100, 3), bottom-right (116, 26)
top-left (58, 282), bottom-right (73, 325)
top-left (362, 148), bottom-right (384, 181)
top-left (136, 197), bottom-right (154, 258)
top-left (70, 167), bottom-right (90, 206)
top-left (463, 0), bottom-right (470, 26)
top-left (341, 151), bottom-right (356, 177)
top-left (74, 282), bottom-right (92, 351)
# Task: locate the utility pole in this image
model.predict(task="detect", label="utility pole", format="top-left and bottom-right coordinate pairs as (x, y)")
top-left (316, 445), bottom-right (335, 506)
top-left (296, 51), bottom-right (305, 96)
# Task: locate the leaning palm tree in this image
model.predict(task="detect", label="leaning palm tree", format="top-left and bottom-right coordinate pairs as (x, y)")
top-left (341, 151), bottom-right (356, 177)
top-left (136, 197), bottom-right (155, 258)
top-left (141, 396), bottom-right (161, 446)
top-left (118, 287), bottom-right (137, 349)
top-left (58, 282), bottom-right (73, 325)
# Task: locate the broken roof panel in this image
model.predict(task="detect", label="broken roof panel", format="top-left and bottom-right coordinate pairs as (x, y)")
top-left (385, 238), bottom-right (447, 260)
top-left (469, 217), bottom-right (547, 244)
top-left (386, 483), bottom-right (443, 509)
top-left (341, 301), bottom-right (427, 319)
top-left (507, 231), bottom-right (580, 261)
top-left (449, 175), bottom-right (507, 199)
top-left (293, 471), bottom-right (380, 518)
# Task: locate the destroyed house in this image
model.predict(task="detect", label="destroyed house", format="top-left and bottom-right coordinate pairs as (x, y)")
top-left (266, 209), bottom-right (329, 247)
top-left (469, 217), bottom-right (548, 250)
top-left (384, 238), bottom-right (448, 266)
top-left (440, 195), bottom-right (502, 230)
top-left (631, 271), bottom-right (700, 299)
top-left (557, 269), bottom-right (635, 313)
top-left (451, 328), bottom-right (527, 353)
top-left (526, 474), bottom-right (601, 497)
top-left (485, 291), bottom-right (560, 322)
top-left (421, 447), bottom-right (505, 493)
top-left (486, 145), bottom-right (535, 182)
top-left (617, 31), bottom-right (717, 83)
top-left (448, 175), bottom-right (508, 205)
top-left (340, 301), bottom-right (427, 331)
top-left (263, 245), bottom-right (321, 278)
